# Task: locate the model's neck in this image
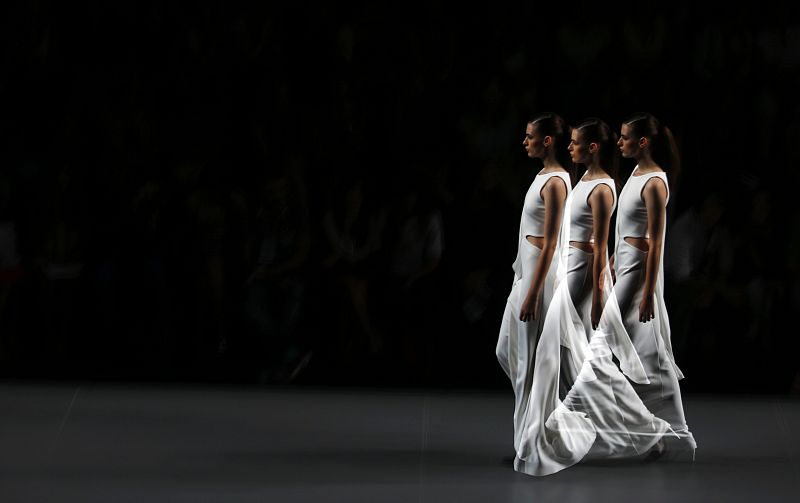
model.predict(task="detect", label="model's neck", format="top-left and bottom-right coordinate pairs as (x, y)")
top-left (541, 156), bottom-right (565, 172)
top-left (585, 162), bottom-right (605, 177)
top-left (636, 154), bottom-right (660, 171)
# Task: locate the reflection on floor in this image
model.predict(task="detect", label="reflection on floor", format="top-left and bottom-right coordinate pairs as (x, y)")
top-left (0, 382), bottom-right (797, 502)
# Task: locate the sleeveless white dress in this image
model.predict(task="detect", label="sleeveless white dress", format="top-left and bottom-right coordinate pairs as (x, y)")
top-left (497, 170), bottom-right (571, 452)
top-left (613, 167), bottom-right (697, 456)
top-left (514, 175), bottom-right (671, 476)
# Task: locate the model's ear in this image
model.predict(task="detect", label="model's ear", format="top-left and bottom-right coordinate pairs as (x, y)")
top-left (589, 142), bottom-right (599, 154)
top-left (639, 137), bottom-right (649, 148)
top-left (543, 135), bottom-right (553, 147)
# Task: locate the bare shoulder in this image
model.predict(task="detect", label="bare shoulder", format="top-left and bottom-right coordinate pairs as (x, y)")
top-left (589, 182), bottom-right (614, 206)
top-left (641, 176), bottom-right (668, 205)
top-left (541, 174), bottom-right (568, 200)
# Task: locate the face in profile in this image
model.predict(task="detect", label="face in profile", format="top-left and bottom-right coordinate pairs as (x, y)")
top-left (568, 129), bottom-right (590, 164)
top-left (618, 124), bottom-right (640, 159)
top-left (522, 122), bottom-right (546, 159)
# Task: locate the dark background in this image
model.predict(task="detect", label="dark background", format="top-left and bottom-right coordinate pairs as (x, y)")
top-left (0, 2), bottom-right (798, 394)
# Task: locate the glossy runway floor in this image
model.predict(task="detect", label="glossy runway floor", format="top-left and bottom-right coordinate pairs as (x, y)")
top-left (1, 382), bottom-right (797, 502)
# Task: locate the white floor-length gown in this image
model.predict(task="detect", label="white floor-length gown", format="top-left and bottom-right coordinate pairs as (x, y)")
top-left (612, 167), bottom-right (697, 456)
top-left (497, 171), bottom-right (571, 452)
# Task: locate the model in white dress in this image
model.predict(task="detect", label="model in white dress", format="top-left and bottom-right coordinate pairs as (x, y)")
top-left (615, 114), bottom-right (697, 457)
top-left (514, 119), bottom-right (671, 476)
top-left (613, 168), bottom-right (697, 454)
top-left (497, 114), bottom-right (571, 454)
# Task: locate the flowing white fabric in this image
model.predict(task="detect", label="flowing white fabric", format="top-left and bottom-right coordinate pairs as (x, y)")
top-left (613, 169), bottom-right (696, 453)
top-left (497, 242), bottom-right (558, 451)
top-left (514, 179), bottom-right (671, 476)
top-left (497, 172), bottom-right (571, 452)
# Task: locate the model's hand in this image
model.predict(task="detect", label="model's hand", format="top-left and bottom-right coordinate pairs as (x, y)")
top-left (639, 293), bottom-right (655, 323)
top-left (519, 290), bottom-right (542, 322)
top-left (591, 297), bottom-right (603, 330)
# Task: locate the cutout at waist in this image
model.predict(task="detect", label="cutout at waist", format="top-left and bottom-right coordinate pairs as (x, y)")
top-left (525, 235), bottom-right (544, 250)
top-left (623, 236), bottom-right (649, 252)
top-left (569, 241), bottom-right (594, 254)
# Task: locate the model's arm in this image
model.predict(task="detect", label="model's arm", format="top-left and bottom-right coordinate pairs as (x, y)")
top-left (639, 177), bottom-right (668, 323)
top-left (519, 177), bottom-right (567, 322)
top-left (589, 184), bottom-right (614, 330)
